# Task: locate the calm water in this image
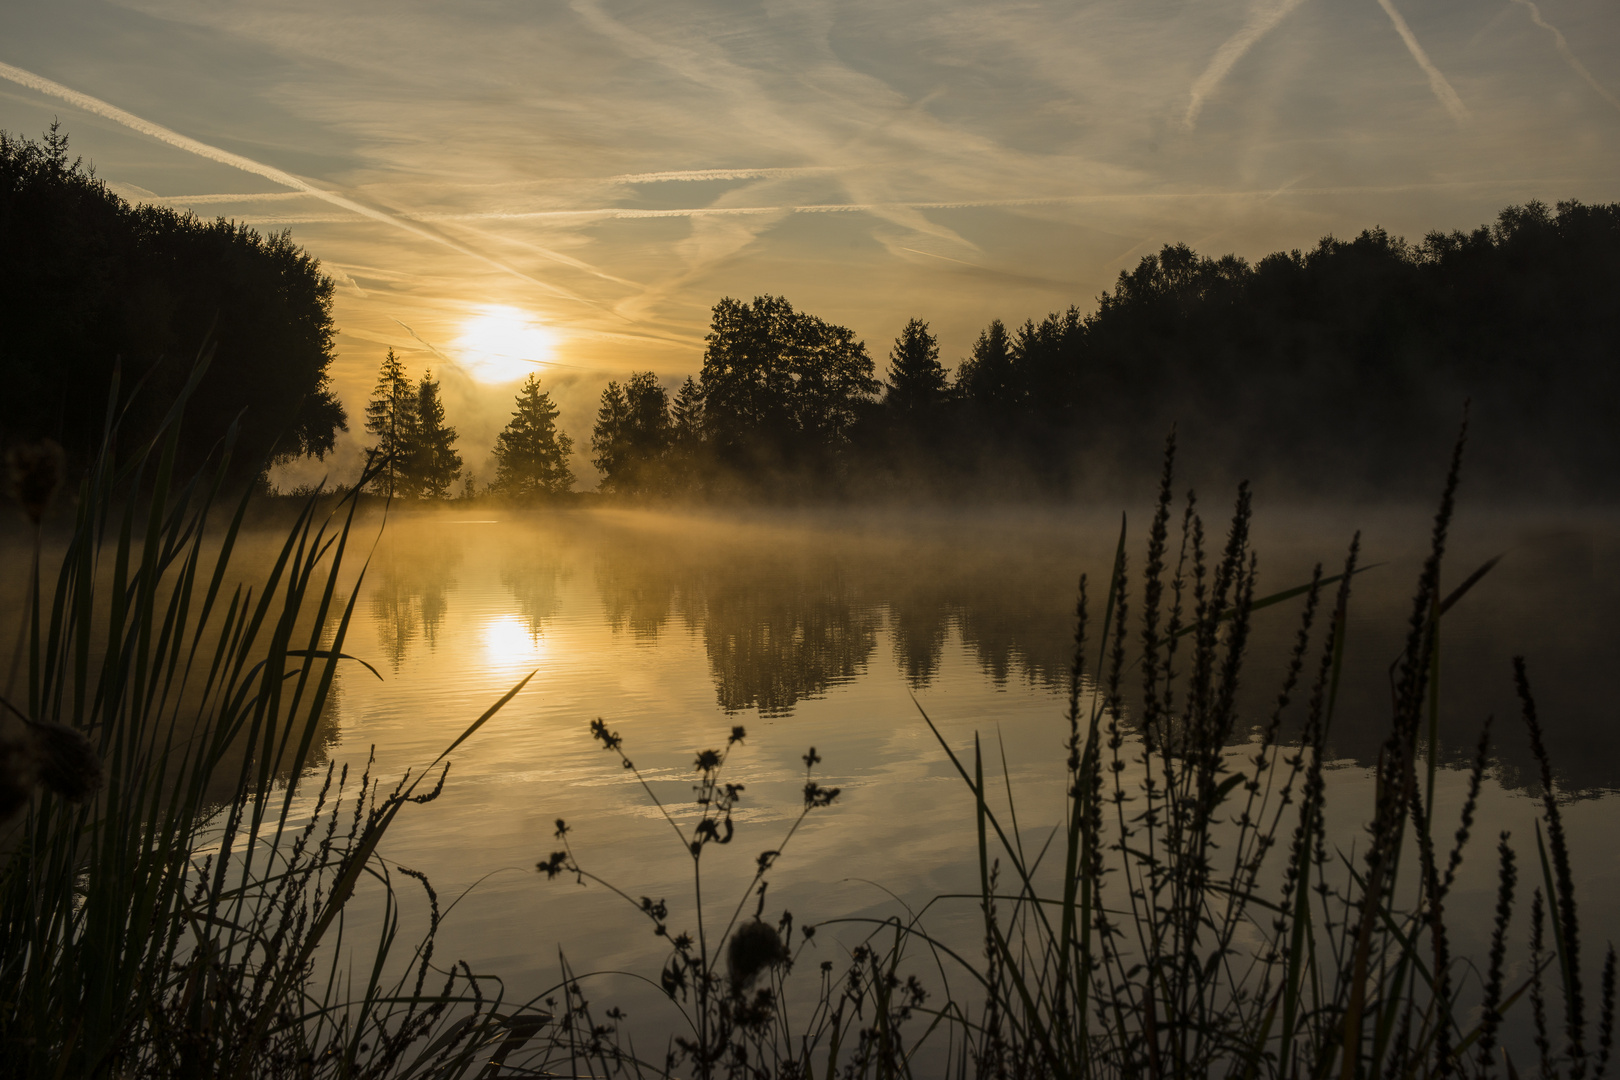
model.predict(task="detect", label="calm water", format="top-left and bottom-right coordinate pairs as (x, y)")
top-left (282, 501), bottom-right (1620, 1030)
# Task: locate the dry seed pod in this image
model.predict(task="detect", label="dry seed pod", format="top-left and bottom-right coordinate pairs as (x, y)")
top-left (6, 439), bottom-right (65, 524)
top-left (28, 722), bottom-right (103, 802)
top-left (726, 919), bottom-right (787, 992)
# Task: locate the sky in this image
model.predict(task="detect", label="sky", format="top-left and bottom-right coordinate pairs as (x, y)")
top-left (2, 0), bottom-right (1617, 487)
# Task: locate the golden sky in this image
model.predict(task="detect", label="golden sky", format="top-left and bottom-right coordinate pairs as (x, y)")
top-left (3, 0), bottom-right (1617, 486)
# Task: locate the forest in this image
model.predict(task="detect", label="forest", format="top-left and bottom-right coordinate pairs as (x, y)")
top-left (581, 199), bottom-right (1620, 501)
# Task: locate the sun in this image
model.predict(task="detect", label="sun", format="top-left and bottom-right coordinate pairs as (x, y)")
top-left (452, 306), bottom-right (558, 383)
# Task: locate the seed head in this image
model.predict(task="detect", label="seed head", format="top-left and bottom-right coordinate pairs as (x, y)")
top-left (727, 919), bottom-right (787, 993)
top-left (28, 722), bottom-right (102, 802)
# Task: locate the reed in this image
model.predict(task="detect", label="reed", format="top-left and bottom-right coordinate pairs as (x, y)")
top-left (0, 356), bottom-right (543, 1078)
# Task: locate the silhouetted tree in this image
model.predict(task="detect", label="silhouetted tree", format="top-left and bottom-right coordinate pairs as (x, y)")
top-left (363, 349), bottom-right (417, 498)
top-left (884, 318), bottom-right (948, 413)
top-left (699, 295), bottom-right (879, 476)
top-left (591, 381), bottom-right (630, 485)
top-left (0, 125), bottom-right (345, 481)
top-left (591, 371), bottom-right (671, 496)
top-left (953, 319), bottom-right (1016, 410)
top-left (493, 374), bottom-right (574, 497)
top-left (410, 370), bottom-right (462, 499)
top-left (668, 375), bottom-right (706, 489)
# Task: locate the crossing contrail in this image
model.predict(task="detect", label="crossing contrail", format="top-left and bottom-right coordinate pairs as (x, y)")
top-left (0, 60), bottom-right (619, 307)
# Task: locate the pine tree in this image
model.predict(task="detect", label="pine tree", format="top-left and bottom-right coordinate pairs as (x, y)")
top-left (668, 375), bottom-right (705, 492)
top-left (492, 374), bottom-right (575, 498)
top-left (671, 375), bottom-right (704, 447)
top-left (363, 349), bottom-right (418, 498)
top-left (410, 370), bottom-right (462, 499)
top-left (884, 318), bottom-right (947, 413)
top-left (591, 372), bottom-right (672, 495)
top-left (953, 319), bottom-right (1016, 409)
top-left (590, 380), bottom-right (631, 488)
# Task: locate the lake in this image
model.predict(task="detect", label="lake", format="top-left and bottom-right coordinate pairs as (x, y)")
top-left (248, 498), bottom-right (1620, 1050)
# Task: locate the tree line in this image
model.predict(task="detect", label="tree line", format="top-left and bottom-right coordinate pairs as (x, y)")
top-left (0, 125), bottom-right (345, 484)
top-left (588, 198), bottom-right (1620, 500)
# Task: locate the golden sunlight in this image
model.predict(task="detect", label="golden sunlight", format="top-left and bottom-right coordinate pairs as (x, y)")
top-left (452, 306), bottom-right (557, 383)
top-left (480, 614), bottom-right (546, 667)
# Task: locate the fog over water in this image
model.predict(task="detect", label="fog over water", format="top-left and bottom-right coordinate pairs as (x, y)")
top-left (225, 498), bottom-right (1620, 1042)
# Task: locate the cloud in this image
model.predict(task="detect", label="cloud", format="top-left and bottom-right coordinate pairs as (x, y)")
top-left (1181, 0), bottom-right (1310, 131)
top-left (1374, 0), bottom-right (1469, 124)
top-left (1511, 0), bottom-right (1620, 114)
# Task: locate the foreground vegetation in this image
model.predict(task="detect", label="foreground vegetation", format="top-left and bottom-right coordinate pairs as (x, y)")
top-left (0, 371), bottom-right (1609, 1077)
top-left (0, 364), bottom-right (546, 1077)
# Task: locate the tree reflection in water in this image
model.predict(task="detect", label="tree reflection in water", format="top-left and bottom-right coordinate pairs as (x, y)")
top-left (369, 527), bottom-right (463, 668)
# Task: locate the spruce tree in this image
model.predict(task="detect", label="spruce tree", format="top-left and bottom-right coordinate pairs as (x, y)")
top-left (410, 370), bottom-right (462, 499)
top-left (669, 375), bottom-right (705, 491)
top-left (953, 319), bottom-right (1016, 409)
top-left (492, 374), bottom-right (574, 497)
top-left (591, 372), bottom-right (671, 495)
top-left (884, 318), bottom-right (947, 412)
top-left (362, 349), bottom-right (418, 498)
top-left (590, 380), bottom-right (631, 489)
top-left (671, 377), bottom-right (703, 444)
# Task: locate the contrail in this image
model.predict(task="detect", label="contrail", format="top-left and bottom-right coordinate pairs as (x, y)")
top-left (1182, 0), bottom-right (1310, 131)
top-left (609, 166), bottom-right (838, 183)
top-left (1510, 0), bottom-right (1620, 114)
top-left (0, 60), bottom-right (618, 307)
top-left (1375, 0), bottom-right (1469, 124)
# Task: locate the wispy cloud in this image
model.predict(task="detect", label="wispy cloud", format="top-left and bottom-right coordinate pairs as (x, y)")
top-left (1511, 0), bottom-right (1620, 113)
top-left (1181, 0), bottom-right (1309, 131)
top-left (1374, 0), bottom-right (1469, 124)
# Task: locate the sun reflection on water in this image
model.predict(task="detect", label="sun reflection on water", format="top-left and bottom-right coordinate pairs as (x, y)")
top-left (481, 614), bottom-right (547, 667)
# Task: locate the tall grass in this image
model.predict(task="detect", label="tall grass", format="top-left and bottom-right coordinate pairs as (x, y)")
top-left (544, 429), bottom-right (1615, 1080)
top-left (0, 359), bottom-right (545, 1078)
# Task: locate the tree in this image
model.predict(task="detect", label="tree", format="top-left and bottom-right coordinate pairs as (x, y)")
top-left (410, 369), bottom-right (462, 499)
top-left (493, 374), bottom-right (574, 497)
top-left (0, 125), bottom-right (346, 483)
top-left (671, 376), bottom-right (704, 446)
top-left (953, 319), bottom-right (1016, 409)
top-left (668, 375), bottom-right (706, 491)
top-left (883, 318), bottom-right (948, 413)
top-left (590, 381), bottom-right (631, 487)
top-left (591, 371), bottom-right (672, 496)
top-left (698, 295), bottom-right (878, 471)
top-left (363, 349), bottom-right (417, 498)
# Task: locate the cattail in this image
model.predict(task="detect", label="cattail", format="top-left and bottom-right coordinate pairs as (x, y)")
top-left (726, 919), bottom-right (786, 993)
top-left (6, 439), bottom-right (64, 524)
top-left (27, 721), bottom-right (103, 802)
